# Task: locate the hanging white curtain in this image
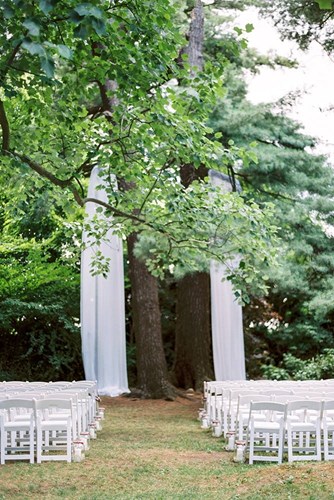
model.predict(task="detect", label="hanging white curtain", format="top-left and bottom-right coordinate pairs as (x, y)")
top-left (81, 167), bottom-right (129, 396)
top-left (209, 170), bottom-right (246, 381)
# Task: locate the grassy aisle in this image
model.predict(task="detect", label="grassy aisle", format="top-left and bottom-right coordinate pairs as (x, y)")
top-left (0, 395), bottom-right (333, 499)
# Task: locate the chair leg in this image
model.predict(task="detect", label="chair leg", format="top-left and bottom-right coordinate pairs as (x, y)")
top-left (324, 425), bottom-right (329, 460)
top-left (36, 425), bottom-right (42, 464)
top-left (29, 423), bottom-right (34, 464)
top-left (287, 423), bottom-right (294, 463)
top-left (248, 424), bottom-right (255, 465)
top-left (316, 422), bottom-right (322, 461)
top-left (278, 427), bottom-right (284, 465)
top-left (67, 422), bottom-right (72, 463)
top-left (0, 425), bottom-right (5, 465)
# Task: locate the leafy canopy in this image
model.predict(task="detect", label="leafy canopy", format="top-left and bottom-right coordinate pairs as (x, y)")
top-left (0, 0), bottom-right (278, 296)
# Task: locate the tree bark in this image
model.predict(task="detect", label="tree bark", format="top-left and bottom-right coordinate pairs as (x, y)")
top-left (127, 232), bottom-right (176, 399)
top-left (172, 162), bottom-right (214, 390)
top-left (172, 0), bottom-right (214, 390)
top-left (173, 272), bottom-right (213, 391)
top-left (183, 0), bottom-right (204, 74)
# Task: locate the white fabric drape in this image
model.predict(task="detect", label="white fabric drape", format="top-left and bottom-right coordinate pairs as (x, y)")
top-left (209, 170), bottom-right (246, 380)
top-left (80, 167), bottom-right (129, 396)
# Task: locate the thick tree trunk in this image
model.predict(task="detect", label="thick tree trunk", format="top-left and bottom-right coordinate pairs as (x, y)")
top-left (172, 0), bottom-right (214, 390)
top-left (127, 233), bottom-right (175, 399)
top-left (173, 272), bottom-right (213, 391)
top-left (183, 0), bottom-right (204, 74)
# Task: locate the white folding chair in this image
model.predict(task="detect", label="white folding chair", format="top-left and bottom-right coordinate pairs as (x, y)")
top-left (226, 389), bottom-right (259, 435)
top-left (247, 401), bottom-right (287, 464)
top-left (59, 388), bottom-right (91, 432)
top-left (285, 400), bottom-right (323, 463)
top-left (0, 399), bottom-right (35, 464)
top-left (44, 393), bottom-right (80, 439)
top-left (34, 398), bottom-right (73, 463)
top-left (235, 395), bottom-right (272, 441)
top-left (322, 400), bottom-right (334, 460)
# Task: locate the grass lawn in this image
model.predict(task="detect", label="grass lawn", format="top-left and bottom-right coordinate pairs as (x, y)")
top-left (0, 393), bottom-right (334, 499)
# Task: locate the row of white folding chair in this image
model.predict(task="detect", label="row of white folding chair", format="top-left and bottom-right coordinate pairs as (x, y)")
top-left (205, 379), bottom-right (334, 389)
top-left (247, 400), bottom-right (323, 464)
top-left (236, 392), bottom-right (334, 439)
top-left (247, 399), bottom-right (334, 464)
top-left (227, 389), bottom-right (295, 431)
top-left (203, 380), bottom-right (334, 431)
top-left (204, 381), bottom-right (334, 413)
top-left (3, 389), bottom-right (95, 439)
top-left (204, 381), bottom-right (252, 409)
top-left (0, 398), bottom-right (74, 464)
top-left (47, 380), bottom-right (99, 424)
top-left (2, 392), bottom-right (79, 439)
top-left (0, 386), bottom-right (100, 465)
top-left (206, 385), bottom-right (267, 429)
top-left (4, 380), bottom-right (98, 431)
top-left (235, 392), bottom-right (334, 441)
top-left (206, 387), bottom-right (262, 434)
top-left (205, 381), bottom-right (297, 412)
top-left (214, 388), bottom-right (293, 437)
top-left (209, 386), bottom-right (334, 433)
top-left (0, 380), bottom-right (98, 393)
top-left (57, 389), bottom-right (93, 435)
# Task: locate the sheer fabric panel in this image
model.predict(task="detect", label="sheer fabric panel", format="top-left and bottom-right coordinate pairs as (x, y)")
top-left (81, 167), bottom-right (129, 396)
top-left (209, 170), bottom-right (246, 381)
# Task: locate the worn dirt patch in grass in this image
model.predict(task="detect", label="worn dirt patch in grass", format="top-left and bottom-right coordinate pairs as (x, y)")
top-left (102, 393), bottom-right (203, 414)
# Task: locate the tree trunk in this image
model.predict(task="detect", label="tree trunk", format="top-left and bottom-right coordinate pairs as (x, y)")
top-left (183, 0), bottom-right (204, 74)
top-left (173, 162), bottom-right (214, 390)
top-left (173, 272), bottom-right (213, 391)
top-left (172, 0), bottom-right (214, 390)
top-left (127, 232), bottom-right (176, 399)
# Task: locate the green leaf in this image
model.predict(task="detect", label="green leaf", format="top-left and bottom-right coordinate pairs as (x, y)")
top-left (40, 56), bottom-right (55, 77)
top-left (57, 44), bottom-right (73, 59)
top-left (69, 10), bottom-right (82, 24)
top-left (245, 23), bottom-right (254, 33)
top-left (22, 19), bottom-right (41, 37)
top-left (22, 40), bottom-right (45, 56)
top-left (39, 0), bottom-right (55, 14)
top-left (74, 3), bottom-right (103, 19)
top-left (74, 23), bottom-right (88, 39)
top-left (92, 18), bottom-right (106, 36)
top-left (3, 5), bottom-right (15, 18)
top-left (315, 0), bottom-right (333, 8)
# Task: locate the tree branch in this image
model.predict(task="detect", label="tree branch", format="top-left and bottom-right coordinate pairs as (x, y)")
top-left (138, 157), bottom-right (175, 214)
top-left (10, 150), bottom-right (84, 206)
top-left (0, 101), bottom-right (10, 151)
top-left (1, 41), bottom-right (22, 79)
top-left (83, 197), bottom-right (147, 223)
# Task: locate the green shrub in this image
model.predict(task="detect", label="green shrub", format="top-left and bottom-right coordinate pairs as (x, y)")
top-left (262, 349), bottom-right (334, 381)
top-left (0, 242), bottom-right (83, 381)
